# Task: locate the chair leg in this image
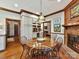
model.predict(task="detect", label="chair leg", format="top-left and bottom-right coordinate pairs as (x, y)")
top-left (57, 52), bottom-right (61, 59)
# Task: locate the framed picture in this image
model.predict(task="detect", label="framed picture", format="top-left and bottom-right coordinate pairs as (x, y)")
top-left (53, 17), bottom-right (61, 32)
top-left (71, 4), bottom-right (79, 18)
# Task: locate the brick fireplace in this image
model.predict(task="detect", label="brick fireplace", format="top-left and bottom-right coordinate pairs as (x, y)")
top-left (63, 24), bottom-right (79, 53)
top-left (61, 0), bottom-right (79, 58)
top-left (62, 0), bottom-right (79, 58)
top-left (62, 24), bottom-right (79, 58)
top-left (63, 0), bottom-right (79, 51)
top-left (67, 34), bottom-right (79, 53)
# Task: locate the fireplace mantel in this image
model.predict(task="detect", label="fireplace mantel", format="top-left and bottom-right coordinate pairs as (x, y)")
top-left (62, 23), bottom-right (79, 27)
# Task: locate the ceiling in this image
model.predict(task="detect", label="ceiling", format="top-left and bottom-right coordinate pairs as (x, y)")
top-left (0, 0), bottom-right (72, 15)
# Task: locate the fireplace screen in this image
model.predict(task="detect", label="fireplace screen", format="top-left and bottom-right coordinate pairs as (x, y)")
top-left (67, 34), bottom-right (79, 53)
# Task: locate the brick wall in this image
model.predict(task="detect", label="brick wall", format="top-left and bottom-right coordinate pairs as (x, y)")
top-left (64, 0), bottom-right (79, 45)
top-left (63, 0), bottom-right (79, 59)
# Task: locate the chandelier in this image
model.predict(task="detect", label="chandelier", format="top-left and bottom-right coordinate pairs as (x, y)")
top-left (37, 0), bottom-right (45, 23)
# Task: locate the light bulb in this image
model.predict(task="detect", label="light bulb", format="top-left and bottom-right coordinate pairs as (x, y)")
top-left (57, 0), bottom-right (61, 2)
top-left (14, 3), bottom-right (19, 7)
top-left (39, 15), bottom-right (45, 20)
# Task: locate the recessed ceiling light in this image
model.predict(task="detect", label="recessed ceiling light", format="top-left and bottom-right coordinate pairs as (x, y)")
top-left (57, 0), bottom-right (61, 2)
top-left (14, 3), bottom-right (19, 7)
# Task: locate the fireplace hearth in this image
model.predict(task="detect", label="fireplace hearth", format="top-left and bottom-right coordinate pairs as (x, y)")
top-left (67, 34), bottom-right (79, 53)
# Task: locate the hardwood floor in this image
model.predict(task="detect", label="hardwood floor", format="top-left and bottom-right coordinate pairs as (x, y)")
top-left (0, 42), bottom-right (23, 59)
top-left (59, 52), bottom-right (68, 59)
top-left (0, 39), bottom-right (75, 59)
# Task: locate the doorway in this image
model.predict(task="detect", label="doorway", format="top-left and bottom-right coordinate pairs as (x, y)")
top-left (43, 21), bottom-right (51, 38)
top-left (6, 18), bottom-right (21, 43)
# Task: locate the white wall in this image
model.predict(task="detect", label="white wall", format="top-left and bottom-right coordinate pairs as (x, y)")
top-left (0, 36), bottom-right (6, 51)
top-left (0, 10), bottom-right (38, 46)
top-left (21, 12), bottom-right (38, 44)
top-left (21, 15), bottom-right (32, 43)
top-left (32, 18), bottom-right (38, 38)
top-left (46, 12), bottom-right (64, 44)
top-left (0, 10), bottom-right (20, 35)
top-left (0, 10), bottom-right (20, 51)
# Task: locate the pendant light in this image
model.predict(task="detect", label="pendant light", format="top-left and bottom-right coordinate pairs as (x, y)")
top-left (37, 0), bottom-right (45, 23)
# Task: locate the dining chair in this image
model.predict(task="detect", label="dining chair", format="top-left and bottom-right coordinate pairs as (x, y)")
top-left (21, 44), bottom-right (30, 59)
top-left (51, 42), bottom-right (62, 58)
top-left (22, 36), bottom-right (31, 41)
top-left (29, 47), bottom-right (52, 59)
top-left (23, 36), bottom-right (28, 40)
top-left (56, 37), bottom-right (63, 44)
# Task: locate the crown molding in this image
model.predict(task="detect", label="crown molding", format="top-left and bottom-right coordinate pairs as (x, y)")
top-left (0, 7), bottom-right (64, 17)
top-left (44, 0), bottom-right (76, 17)
top-left (0, 7), bottom-right (39, 16)
top-left (20, 9), bottom-right (39, 16)
top-left (44, 9), bottom-right (64, 17)
top-left (0, 7), bottom-right (20, 14)
top-left (0, 0), bottom-right (77, 17)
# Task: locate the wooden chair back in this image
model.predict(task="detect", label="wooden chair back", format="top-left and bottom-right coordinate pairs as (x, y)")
top-left (51, 42), bottom-right (62, 57)
top-left (21, 44), bottom-right (30, 59)
top-left (29, 47), bottom-right (52, 59)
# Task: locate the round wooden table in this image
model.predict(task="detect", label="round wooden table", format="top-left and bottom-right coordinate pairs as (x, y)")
top-left (25, 38), bottom-right (56, 49)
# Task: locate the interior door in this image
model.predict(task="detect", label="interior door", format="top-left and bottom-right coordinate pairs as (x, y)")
top-left (14, 24), bottom-right (20, 42)
top-left (14, 24), bottom-right (19, 36)
top-left (6, 21), bottom-right (10, 37)
top-left (6, 19), bottom-right (20, 42)
top-left (43, 21), bottom-right (51, 38)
